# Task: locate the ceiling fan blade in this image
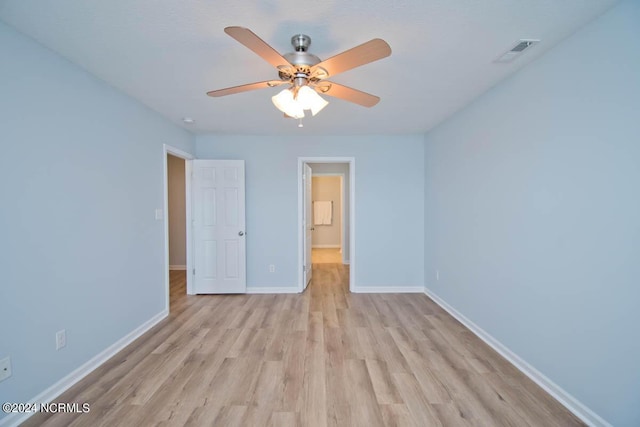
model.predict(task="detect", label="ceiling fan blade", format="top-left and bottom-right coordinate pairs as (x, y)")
top-left (316, 82), bottom-right (380, 107)
top-left (224, 26), bottom-right (293, 69)
top-left (207, 80), bottom-right (287, 97)
top-left (311, 38), bottom-right (391, 78)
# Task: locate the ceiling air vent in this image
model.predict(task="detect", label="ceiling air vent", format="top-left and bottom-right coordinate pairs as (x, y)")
top-left (494, 39), bottom-right (540, 63)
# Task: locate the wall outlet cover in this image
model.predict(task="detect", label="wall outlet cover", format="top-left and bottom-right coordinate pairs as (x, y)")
top-left (56, 330), bottom-right (67, 350)
top-left (0, 357), bottom-right (11, 382)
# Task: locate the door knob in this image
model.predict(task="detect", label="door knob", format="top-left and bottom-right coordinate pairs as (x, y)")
top-left (238, 231), bottom-right (245, 236)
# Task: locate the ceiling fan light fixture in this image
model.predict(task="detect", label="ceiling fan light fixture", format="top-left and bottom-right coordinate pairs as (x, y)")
top-left (272, 88), bottom-right (304, 119)
top-left (296, 85), bottom-right (329, 116)
top-left (208, 27), bottom-right (391, 124)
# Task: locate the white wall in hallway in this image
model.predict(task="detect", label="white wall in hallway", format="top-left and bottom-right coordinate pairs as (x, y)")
top-left (311, 175), bottom-right (342, 248)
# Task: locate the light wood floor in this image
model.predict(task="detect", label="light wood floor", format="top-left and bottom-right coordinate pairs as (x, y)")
top-left (24, 265), bottom-right (584, 427)
top-left (312, 248), bottom-right (342, 264)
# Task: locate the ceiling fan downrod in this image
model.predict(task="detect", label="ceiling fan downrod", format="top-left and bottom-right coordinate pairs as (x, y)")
top-left (284, 34), bottom-right (321, 69)
top-left (291, 34), bottom-right (311, 52)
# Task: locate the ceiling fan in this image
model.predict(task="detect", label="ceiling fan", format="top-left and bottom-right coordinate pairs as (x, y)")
top-left (206, 27), bottom-right (391, 120)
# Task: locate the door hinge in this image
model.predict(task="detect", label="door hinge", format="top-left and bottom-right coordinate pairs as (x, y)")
top-left (303, 266), bottom-right (306, 272)
top-left (192, 268), bottom-right (196, 275)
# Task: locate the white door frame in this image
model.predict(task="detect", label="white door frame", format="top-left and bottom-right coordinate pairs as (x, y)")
top-left (297, 157), bottom-right (355, 292)
top-left (163, 144), bottom-right (195, 311)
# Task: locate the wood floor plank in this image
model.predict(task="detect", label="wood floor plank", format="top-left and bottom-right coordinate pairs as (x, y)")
top-left (279, 330), bottom-right (306, 412)
top-left (392, 372), bottom-right (443, 426)
top-left (269, 412), bottom-right (298, 427)
top-left (364, 359), bottom-right (403, 405)
top-left (324, 327), bottom-right (352, 427)
top-left (345, 358), bottom-right (385, 427)
top-left (299, 311), bottom-right (327, 427)
top-left (212, 405), bottom-right (247, 427)
top-left (23, 265), bottom-right (585, 427)
top-left (379, 403), bottom-right (415, 427)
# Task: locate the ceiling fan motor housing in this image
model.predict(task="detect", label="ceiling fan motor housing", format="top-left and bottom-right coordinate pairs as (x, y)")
top-left (281, 34), bottom-right (322, 85)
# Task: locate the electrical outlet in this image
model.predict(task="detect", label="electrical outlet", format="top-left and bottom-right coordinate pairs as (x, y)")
top-left (0, 357), bottom-right (11, 382)
top-left (56, 329), bottom-right (66, 350)
top-left (436, 270), bottom-right (440, 281)
top-left (268, 264), bottom-right (275, 273)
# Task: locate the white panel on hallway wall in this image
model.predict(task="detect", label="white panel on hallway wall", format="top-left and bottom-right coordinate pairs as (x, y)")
top-left (224, 189), bottom-right (239, 226)
top-left (203, 189), bottom-right (216, 226)
top-left (225, 240), bottom-right (239, 279)
top-left (203, 240), bottom-right (217, 279)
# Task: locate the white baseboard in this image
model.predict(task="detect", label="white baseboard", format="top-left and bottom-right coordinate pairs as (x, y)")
top-left (0, 310), bottom-right (168, 427)
top-left (424, 288), bottom-right (611, 427)
top-left (352, 286), bottom-right (424, 293)
top-left (342, 260), bottom-right (350, 265)
top-left (169, 265), bottom-right (186, 270)
top-left (246, 286), bottom-right (299, 294)
top-left (312, 244), bottom-right (341, 249)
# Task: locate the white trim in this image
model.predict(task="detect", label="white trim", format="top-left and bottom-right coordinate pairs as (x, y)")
top-left (0, 310), bottom-right (168, 427)
top-left (298, 157), bottom-right (355, 293)
top-left (424, 288), bottom-right (612, 427)
top-left (163, 144), bottom-right (195, 309)
top-left (246, 286), bottom-right (300, 294)
top-left (352, 286), bottom-right (424, 293)
top-left (169, 265), bottom-right (187, 270)
top-left (343, 260), bottom-right (350, 265)
top-left (184, 159), bottom-right (194, 295)
top-left (340, 174), bottom-right (346, 264)
top-left (312, 244), bottom-right (341, 249)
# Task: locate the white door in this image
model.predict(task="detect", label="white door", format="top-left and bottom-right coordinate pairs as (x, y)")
top-left (303, 163), bottom-right (313, 288)
top-left (192, 160), bottom-right (246, 294)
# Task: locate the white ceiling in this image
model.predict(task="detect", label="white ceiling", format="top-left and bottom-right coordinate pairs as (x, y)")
top-left (0, 0), bottom-right (618, 135)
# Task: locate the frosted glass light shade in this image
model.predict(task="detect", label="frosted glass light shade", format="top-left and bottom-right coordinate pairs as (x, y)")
top-left (272, 89), bottom-right (304, 119)
top-left (296, 85), bottom-right (329, 116)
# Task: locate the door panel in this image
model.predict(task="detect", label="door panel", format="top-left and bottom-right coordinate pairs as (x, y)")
top-left (304, 163), bottom-right (313, 288)
top-left (193, 160), bottom-right (246, 294)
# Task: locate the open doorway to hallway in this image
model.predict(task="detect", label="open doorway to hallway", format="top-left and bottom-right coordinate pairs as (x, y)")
top-left (167, 154), bottom-right (187, 308)
top-left (163, 144), bottom-right (193, 311)
top-left (308, 172), bottom-right (344, 265)
top-left (299, 158), bottom-right (355, 293)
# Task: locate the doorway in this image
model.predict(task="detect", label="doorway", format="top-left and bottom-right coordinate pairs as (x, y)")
top-left (298, 157), bottom-right (355, 293)
top-left (163, 144), bottom-right (194, 312)
top-left (309, 173), bottom-right (344, 264)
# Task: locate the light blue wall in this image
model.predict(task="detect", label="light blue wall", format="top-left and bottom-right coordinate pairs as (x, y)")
top-left (196, 135), bottom-right (425, 290)
top-left (423, 2), bottom-right (640, 425)
top-left (0, 21), bottom-right (194, 417)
